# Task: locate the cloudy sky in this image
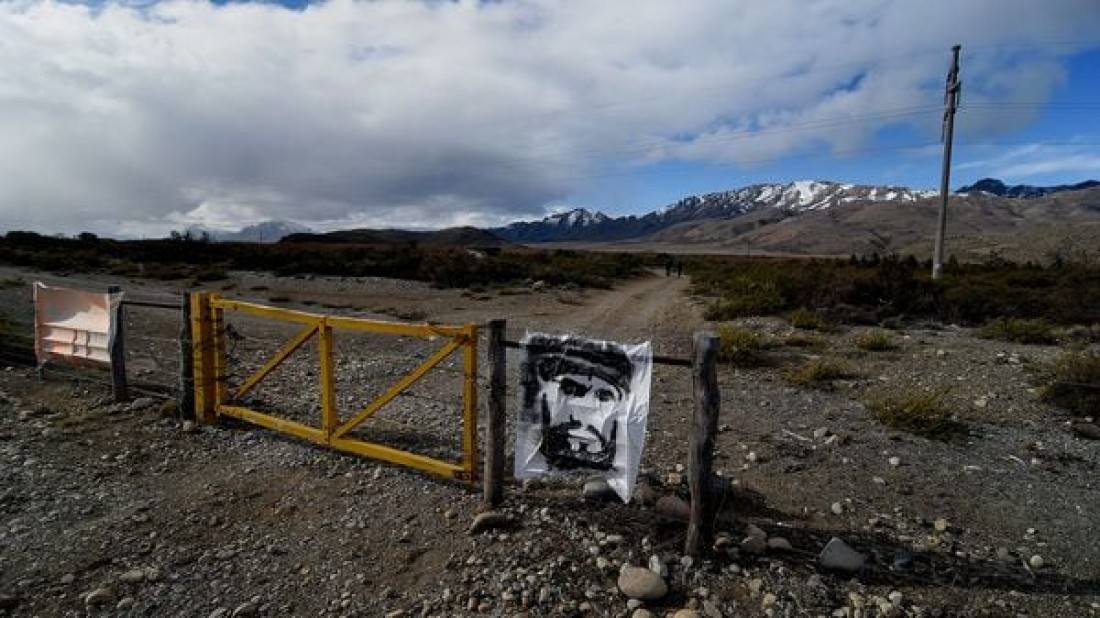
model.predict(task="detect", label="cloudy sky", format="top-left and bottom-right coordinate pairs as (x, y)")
top-left (1, 0), bottom-right (1099, 237)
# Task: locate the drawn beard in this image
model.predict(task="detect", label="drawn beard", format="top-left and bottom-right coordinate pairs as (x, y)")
top-left (538, 394), bottom-right (617, 471)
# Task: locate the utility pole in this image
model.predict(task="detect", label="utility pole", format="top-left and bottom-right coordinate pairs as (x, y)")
top-left (932, 44), bottom-right (961, 280)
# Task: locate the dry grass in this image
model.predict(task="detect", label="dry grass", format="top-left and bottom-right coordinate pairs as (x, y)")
top-left (855, 329), bottom-right (899, 351)
top-left (784, 358), bottom-right (850, 388)
top-left (867, 389), bottom-right (968, 442)
top-left (717, 325), bottom-right (771, 367)
top-left (978, 317), bottom-right (1057, 345)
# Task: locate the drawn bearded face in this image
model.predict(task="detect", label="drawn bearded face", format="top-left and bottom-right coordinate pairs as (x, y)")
top-left (538, 369), bottom-right (625, 471)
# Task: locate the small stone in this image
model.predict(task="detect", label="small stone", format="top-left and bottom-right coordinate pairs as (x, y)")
top-left (384, 610), bottom-right (405, 618)
top-left (655, 496), bottom-right (691, 522)
top-left (762, 593), bottom-right (777, 608)
top-left (144, 567), bottom-right (162, 582)
top-left (129, 397), bottom-right (156, 411)
top-left (813, 427), bottom-right (830, 439)
top-left (208, 608), bottom-right (229, 618)
top-left (119, 568), bottom-right (146, 584)
top-left (84, 587), bottom-right (117, 607)
top-left (181, 420), bottom-right (198, 433)
top-left (702, 600), bottom-right (722, 618)
top-left (60, 574), bottom-right (75, 585)
top-left (116, 597), bottom-right (135, 611)
top-left (627, 599), bottom-right (643, 610)
top-left (830, 502), bottom-right (844, 516)
top-left (631, 610), bottom-right (656, 618)
top-left (468, 511), bottom-right (509, 535)
top-left (596, 557), bottom-right (611, 571)
top-left (232, 601), bottom-right (258, 617)
top-left (747, 578), bottom-right (764, 595)
top-left (767, 536), bottom-right (793, 551)
top-left (648, 554), bottom-right (667, 578)
top-left (934, 518), bottom-right (949, 532)
top-left (819, 537), bottom-right (866, 573)
top-left (888, 456), bottom-right (901, 467)
top-left (740, 535), bottom-right (766, 554)
top-left (888, 591), bottom-right (904, 605)
top-left (1029, 554), bottom-right (1045, 569)
top-left (673, 609), bottom-right (701, 618)
top-left (617, 565), bottom-right (668, 601)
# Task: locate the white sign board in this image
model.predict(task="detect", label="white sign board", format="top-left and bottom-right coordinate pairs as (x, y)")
top-left (513, 333), bottom-right (652, 502)
top-left (33, 282), bottom-right (120, 367)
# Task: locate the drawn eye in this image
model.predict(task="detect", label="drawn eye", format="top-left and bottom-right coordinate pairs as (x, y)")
top-left (595, 388), bottom-right (616, 403)
top-left (558, 377), bottom-right (589, 397)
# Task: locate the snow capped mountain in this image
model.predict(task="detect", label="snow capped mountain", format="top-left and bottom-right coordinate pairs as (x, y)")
top-left (184, 220), bottom-right (313, 243)
top-left (493, 180), bottom-right (936, 243)
top-left (957, 177), bottom-right (1100, 198)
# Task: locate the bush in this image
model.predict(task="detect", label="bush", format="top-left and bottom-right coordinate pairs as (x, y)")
top-left (717, 325), bottom-right (770, 367)
top-left (855, 329), bottom-right (898, 351)
top-left (978, 317), bottom-right (1057, 344)
top-left (786, 307), bottom-right (828, 330)
top-left (0, 277), bottom-right (26, 290)
top-left (867, 389), bottom-right (967, 441)
top-left (784, 358), bottom-right (850, 388)
top-left (1037, 350), bottom-right (1100, 416)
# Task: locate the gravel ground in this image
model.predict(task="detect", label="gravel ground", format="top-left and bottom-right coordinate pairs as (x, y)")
top-left (0, 266), bottom-right (1098, 617)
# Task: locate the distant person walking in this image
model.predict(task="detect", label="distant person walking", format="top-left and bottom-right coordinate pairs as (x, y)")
top-left (676, 261), bottom-right (683, 278)
top-left (665, 259), bottom-right (673, 277)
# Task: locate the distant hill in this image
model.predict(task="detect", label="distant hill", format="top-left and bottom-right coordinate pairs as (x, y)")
top-left (281, 226), bottom-right (511, 248)
top-left (957, 177), bottom-right (1100, 198)
top-left (185, 220), bottom-right (313, 243)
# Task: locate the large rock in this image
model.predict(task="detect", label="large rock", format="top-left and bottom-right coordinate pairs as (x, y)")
top-left (655, 496), bottom-right (691, 521)
top-left (618, 565), bottom-right (668, 601)
top-left (819, 537), bottom-right (866, 573)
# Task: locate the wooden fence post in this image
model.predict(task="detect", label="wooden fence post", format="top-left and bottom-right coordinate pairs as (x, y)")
top-left (108, 285), bottom-right (128, 402)
top-left (178, 293), bottom-right (194, 418)
top-left (686, 331), bottom-right (720, 557)
top-left (484, 319), bottom-right (507, 507)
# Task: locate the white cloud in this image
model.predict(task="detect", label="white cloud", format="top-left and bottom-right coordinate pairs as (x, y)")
top-left (0, 0), bottom-right (1097, 235)
top-left (959, 143), bottom-right (1100, 179)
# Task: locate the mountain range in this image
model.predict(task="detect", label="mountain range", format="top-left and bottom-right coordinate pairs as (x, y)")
top-left (207, 177), bottom-right (1098, 262)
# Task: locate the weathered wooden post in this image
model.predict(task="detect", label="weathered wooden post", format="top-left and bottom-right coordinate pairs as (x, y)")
top-left (686, 331), bottom-right (720, 557)
top-left (107, 285), bottom-right (128, 402)
top-left (178, 293), bottom-right (194, 418)
top-left (484, 319), bottom-right (507, 507)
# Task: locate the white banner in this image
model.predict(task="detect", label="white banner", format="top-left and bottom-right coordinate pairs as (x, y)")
top-left (33, 282), bottom-right (120, 367)
top-left (513, 333), bottom-right (652, 502)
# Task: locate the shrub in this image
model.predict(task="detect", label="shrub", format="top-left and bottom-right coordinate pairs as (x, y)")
top-left (717, 325), bottom-right (770, 367)
top-left (784, 358), bottom-right (850, 388)
top-left (855, 329), bottom-right (898, 351)
top-left (867, 389), bottom-right (967, 441)
top-left (786, 307), bottom-right (828, 330)
top-left (1037, 350), bottom-right (1100, 416)
top-left (978, 317), bottom-right (1057, 344)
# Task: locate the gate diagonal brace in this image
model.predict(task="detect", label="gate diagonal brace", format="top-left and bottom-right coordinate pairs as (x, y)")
top-left (332, 336), bottom-right (465, 439)
top-left (232, 322), bottom-right (320, 402)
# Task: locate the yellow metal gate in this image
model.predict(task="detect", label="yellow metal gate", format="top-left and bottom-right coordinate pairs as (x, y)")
top-left (189, 293), bottom-right (478, 481)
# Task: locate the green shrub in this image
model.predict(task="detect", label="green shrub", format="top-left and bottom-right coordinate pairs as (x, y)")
top-left (1037, 350), bottom-right (1100, 416)
top-left (717, 325), bottom-right (770, 367)
top-left (855, 329), bottom-right (898, 351)
top-left (784, 358), bottom-right (850, 388)
top-left (786, 307), bottom-right (828, 330)
top-left (867, 389), bottom-right (967, 441)
top-left (978, 317), bottom-right (1057, 344)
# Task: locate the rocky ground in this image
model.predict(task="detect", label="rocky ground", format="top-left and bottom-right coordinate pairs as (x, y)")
top-left (0, 265), bottom-right (1098, 617)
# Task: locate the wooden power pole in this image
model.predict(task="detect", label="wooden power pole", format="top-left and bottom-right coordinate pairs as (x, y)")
top-left (932, 44), bottom-right (961, 280)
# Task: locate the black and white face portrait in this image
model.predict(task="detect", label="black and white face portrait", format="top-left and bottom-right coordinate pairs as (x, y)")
top-left (514, 333), bottom-right (652, 502)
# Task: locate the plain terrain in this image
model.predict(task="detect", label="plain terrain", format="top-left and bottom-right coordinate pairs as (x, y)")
top-left (0, 265), bottom-right (1098, 617)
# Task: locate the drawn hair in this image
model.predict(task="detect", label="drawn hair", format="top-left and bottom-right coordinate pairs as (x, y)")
top-left (520, 334), bottom-right (633, 410)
